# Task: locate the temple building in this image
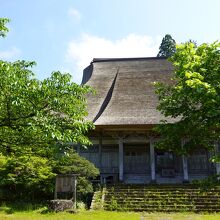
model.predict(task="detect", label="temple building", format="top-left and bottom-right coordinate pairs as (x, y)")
top-left (78, 57), bottom-right (219, 184)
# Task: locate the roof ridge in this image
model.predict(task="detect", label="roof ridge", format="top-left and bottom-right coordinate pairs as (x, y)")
top-left (92, 57), bottom-right (167, 63)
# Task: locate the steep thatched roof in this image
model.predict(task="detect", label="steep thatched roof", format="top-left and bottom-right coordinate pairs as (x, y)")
top-left (82, 57), bottom-right (176, 127)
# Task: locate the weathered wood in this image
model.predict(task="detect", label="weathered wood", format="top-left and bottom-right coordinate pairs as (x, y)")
top-left (119, 138), bottom-right (124, 181)
top-left (188, 149), bottom-right (209, 174)
top-left (79, 145), bottom-right (99, 168)
top-left (54, 174), bottom-right (77, 209)
top-left (182, 155), bottom-right (188, 182)
top-left (181, 139), bottom-right (189, 182)
top-left (150, 139), bottom-right (156, 182)
top-left (124, 145), bottom-right (150, 174)
top-left (101, 146), bottom-right (118, 173)
top-left (99, 135), bottom-right (102, 169)
top-left (215, 142), bottom-right (220, 177)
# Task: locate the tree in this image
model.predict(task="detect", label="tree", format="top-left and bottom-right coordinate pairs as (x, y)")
top-left (0, 19), bottom-right (99, 200)
top-left (155, 41), bottom-right (220, 155)
top-left (0, 61), bottom-right (94, 151)
top-left (157, 34), bottom-right (176, 58)
top-left (0, 18), bottom-right (9, 37)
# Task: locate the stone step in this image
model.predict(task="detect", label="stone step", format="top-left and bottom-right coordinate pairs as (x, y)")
top-left (105, 194), bottom-right (220, 197)
top-left (106, 198), bottom-right (220, 204)
top-left (107, 187), bottom-right (220, 191)
top-left (107, 192), bottom-right (220, 195)
top-left (103, 184), bottom-right (220, 212)
top-left (114, 208), bottom-right (220, 212)
top-left (106, 190), bottom-right (220, 193)
top-left (107, 186), bottom-right (220, 190)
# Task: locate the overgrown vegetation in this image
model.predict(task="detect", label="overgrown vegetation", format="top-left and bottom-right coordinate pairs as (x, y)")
top-left (0, 18), bottom-right (98, 204)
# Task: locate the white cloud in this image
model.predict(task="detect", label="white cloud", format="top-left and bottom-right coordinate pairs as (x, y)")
top-left (68, 7), bottom-right (82, 22)
top-left (66, 33), bottom-right (162, 83)
top-left (0, 47), bottom-right (21, 60)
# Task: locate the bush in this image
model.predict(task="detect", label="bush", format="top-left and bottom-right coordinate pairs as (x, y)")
top-left (0, 154), bottom-right (55, 200)
top-left (192, 175), bottom-right (220, 189)
top-left (0, 150), bottom-right (99, 202)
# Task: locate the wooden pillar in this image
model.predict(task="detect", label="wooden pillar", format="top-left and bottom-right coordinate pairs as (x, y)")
top-left (98, 135), bottom-right (102, 169)
top-left (76, 144), bottom-right (80, 154)
top-left (181, 139), bottom-right (189, 183)
top-left (215, 142), bottom-right (220, 177)
top-left (54, 176), bottom-right (58, 199)
top-left (150, 138), bottom-right (156, 182)
top-left (73, 176), bottom-right (77, 210)
top-left (119, 138), bottom-right (124, 182)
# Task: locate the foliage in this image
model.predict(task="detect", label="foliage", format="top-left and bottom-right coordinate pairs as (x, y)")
top-left (192, 175), bottom-right (220, 189)
top-left (0, 60), bottom-right (94, 149)
top-left (0, 60), bottom-right (98, 199)
top-left (0, 154), bottom-right (54, 192)
top-left (0, 150), bottom-right (99, 200)
top-left (155, 41), bottom-right (220, 155)
top-left (157, 34), bottom-right (176, 58)
top-left (53, 149), bottom-right (99, 201)
top-left (0, 18), bottom-right (9, 37)
top-left (0, 18), bottom-right (98, 200)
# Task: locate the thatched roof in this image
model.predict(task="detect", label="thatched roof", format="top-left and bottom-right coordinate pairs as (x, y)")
top-left (82, 57), bottom-right (176, 127)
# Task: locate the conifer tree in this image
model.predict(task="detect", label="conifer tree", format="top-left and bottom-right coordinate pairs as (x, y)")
top-left (157, 34), bottom-right (176, 57)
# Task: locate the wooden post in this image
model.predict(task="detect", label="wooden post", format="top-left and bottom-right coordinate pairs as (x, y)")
top-left (98, 134), bottom-right (102, 169)
top-left (98, 134), bottom-right (103, 183)
top-left (119, 137), bottom-right (124, 182)
top-left (54, 176), bottom-right (58, 199)
top-left (150, 138), bottom-right (156, 183)
top-left (73, 176), bottom-right (77, 210)
top-left (215, 142), bottom-right (220, 178)
top-left (76, 144), bottom-right (80, 154)
top-left (181, 139), bottom-right (189, 183)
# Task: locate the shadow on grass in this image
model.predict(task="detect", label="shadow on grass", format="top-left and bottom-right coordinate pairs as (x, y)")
top-left (0, 201), bottom-right (50, 214)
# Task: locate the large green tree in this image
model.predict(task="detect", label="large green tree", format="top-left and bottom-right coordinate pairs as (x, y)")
top-left (155, 41), bottom-right (220, 155)
top-left (0, 61), bottom-right (93, 152)
top-left (0, 18), bottom-right (99, 200)
top-left (157, 34), bottom-right (176, 58)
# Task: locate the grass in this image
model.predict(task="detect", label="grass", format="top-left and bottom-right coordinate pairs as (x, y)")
top-left (0, 203), bottom-right (219, 220)
top-left (0, 209), bottom-right (220, 220)
top-left (0, 210), bottom-right (139, 220)
top-left (142, 212), bottom-right (220, 220)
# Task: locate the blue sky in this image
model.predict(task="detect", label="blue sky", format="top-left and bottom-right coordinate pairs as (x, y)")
top-left (0, 0), bottom-right (219, 83)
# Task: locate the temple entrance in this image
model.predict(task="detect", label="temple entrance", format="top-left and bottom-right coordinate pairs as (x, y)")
top-left (124, 144), bottom-right (150, 174)
top-left (156, 150), bottom-right (175, 177)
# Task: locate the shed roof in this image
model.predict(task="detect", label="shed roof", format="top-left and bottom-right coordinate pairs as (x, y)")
top-left (82, 57), bottom-right (176, 127)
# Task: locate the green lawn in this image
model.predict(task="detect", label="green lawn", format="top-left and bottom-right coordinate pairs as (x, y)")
top-left (0, 210), bottom-right (220, 220)
top-left (0, 210), bottom-right (139, 220)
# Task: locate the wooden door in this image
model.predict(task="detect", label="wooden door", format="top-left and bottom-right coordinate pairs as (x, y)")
top-left (124, 145), bottom-right (150, 174)
top-left (188, 149), bottom-right (209, 174)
